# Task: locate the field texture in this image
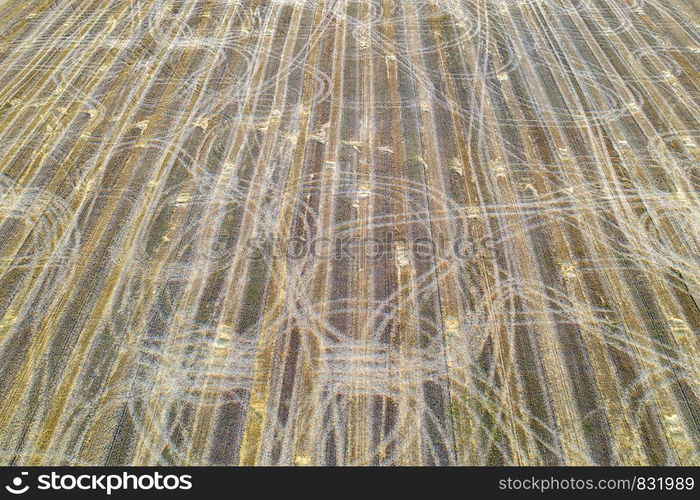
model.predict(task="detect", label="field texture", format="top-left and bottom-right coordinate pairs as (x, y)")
top-left (0, 0), bottom-right (699, 465)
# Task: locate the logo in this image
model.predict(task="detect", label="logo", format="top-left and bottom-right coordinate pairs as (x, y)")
top-left (5, 472), bottom-right (29, 495)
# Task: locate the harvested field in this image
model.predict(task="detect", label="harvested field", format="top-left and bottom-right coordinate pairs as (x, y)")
top-left (0, 0), bottom-right (699, 465)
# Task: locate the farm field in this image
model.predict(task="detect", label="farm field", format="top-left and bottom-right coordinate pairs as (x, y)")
top-left (0, 0), bottom-right (699, 465)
